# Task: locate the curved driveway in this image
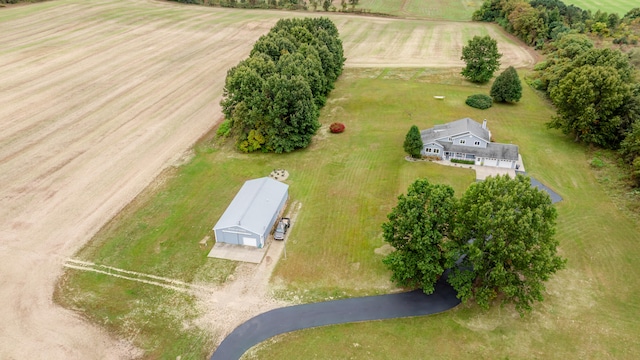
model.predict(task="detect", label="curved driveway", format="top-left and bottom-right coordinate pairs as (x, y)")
top-left (211, 274), bottom-right (460, 360)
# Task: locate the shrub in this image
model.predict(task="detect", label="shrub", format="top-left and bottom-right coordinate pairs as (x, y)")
top-left (216, 119), bottom-right (232, 138)
top-left (466, 94), bottom-right (493, 109)
top-left (590, 157), bottom-right (605, 168)
top-left (329, 122), bottom-right (345, 133)
top-left (451, 159), bottom-right (475, 165)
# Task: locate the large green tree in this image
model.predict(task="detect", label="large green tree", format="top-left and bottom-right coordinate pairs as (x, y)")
top-left (262, 74), bottom-right (320, 153)
top-left (461, 35), bottom-right (502, 83)
top-left (449, 175), bottom-right (565, 315)
top-left (490, 66), bottom-right (522, 103)
top-left (382, 179), bottom-right (456, 295)
top-left (548, 64), bottom-right (630, 147)
top-left (403, 125), bottom-right (423, 158)
top-left (507, 2), bottom-right (548, 46)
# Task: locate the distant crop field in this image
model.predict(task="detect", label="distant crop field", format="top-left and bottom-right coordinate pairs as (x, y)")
top-left (563, 0), bottom-right (637, 15)
top-left (334, 18), bottom-right (535, 68)
top-left (356, 0), bottom-right (482, 21)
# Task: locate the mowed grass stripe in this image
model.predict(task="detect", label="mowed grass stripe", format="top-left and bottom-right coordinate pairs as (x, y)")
top-left (272, 73), bottom-right (479, 298)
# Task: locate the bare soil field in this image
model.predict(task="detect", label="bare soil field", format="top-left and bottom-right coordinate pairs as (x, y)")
top-left (0, 1), bottom-right (535, 358)
top-left (333, 17), bottom-right (536, 68)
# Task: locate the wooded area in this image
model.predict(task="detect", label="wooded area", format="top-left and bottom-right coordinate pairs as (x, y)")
top-left (475, 0), bottom-right (640, 186)
top-left (220, 17), bottom-right (345, 153)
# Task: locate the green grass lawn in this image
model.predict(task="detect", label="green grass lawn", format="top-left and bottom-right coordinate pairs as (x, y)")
top-left (244, 69), bottom-right (640, 359)
top-left (563, 0), bottom-right (638, 16)
top-left (356, 0), bottom-right (481, 21)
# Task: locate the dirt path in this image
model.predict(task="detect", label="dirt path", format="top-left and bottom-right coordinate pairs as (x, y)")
top-left (0, 2), bottom-right (536, 359)
top-left (195, 202), bottom-right (303, 347)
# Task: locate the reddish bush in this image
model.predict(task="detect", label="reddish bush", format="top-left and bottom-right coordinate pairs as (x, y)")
top-left (329, 122), bottom-right (345, 133)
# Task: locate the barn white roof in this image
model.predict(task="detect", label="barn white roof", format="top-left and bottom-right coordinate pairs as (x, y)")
top-left (213, 177), bottom-right (289, 235)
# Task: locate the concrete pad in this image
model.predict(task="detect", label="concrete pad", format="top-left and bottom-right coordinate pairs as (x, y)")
top-left (208, 241), bottom-right (270, 264)
top-left (474, 166), bottom-right (515, 181)
top-left (516, 154), bottom-right (526, 172)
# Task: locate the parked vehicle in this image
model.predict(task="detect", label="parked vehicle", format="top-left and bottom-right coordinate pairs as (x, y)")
top-left (274, 217), bottom-right (290, 240)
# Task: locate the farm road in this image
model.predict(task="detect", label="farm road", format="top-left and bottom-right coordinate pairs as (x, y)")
top-left (211, 274), bottom-right (460, 360)
top-left (0, 1), bottom-right (534, 359)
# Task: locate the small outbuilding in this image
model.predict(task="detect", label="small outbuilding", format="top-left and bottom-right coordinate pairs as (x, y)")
top-left (213, 177), bottom-right (288, 248)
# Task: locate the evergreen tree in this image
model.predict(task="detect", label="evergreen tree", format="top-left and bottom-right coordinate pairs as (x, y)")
top-left (403, 125), bottom-right (423, 158)
top-left (490, 66), bottom-right (522, 103)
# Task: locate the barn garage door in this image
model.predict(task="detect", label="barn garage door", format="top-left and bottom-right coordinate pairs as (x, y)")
top-left (484, 158), bottom-right (498, 167)
top-left (242, 237), bottom-right (257, 247)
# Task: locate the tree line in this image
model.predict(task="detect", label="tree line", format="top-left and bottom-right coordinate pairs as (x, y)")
top-left (170, 0), bottom-right (307, 10)
top-left (474, 0), bottom-right (640, 48)
top-left (169, 0), bottom-right (361, 12)
top-left (531, 34), bottom-right (640, 184)
top-left (475, 0), bottom-right (640, 186)
top-left (220, 17), bottom-right (344, 153)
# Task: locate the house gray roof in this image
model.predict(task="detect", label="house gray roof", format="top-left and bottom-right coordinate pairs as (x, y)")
top-left (213, 177), bottom-right (288, 235)
top-left (421, 118), bottom-right (519, 161)
top-left (421, 117), bottom-right (490, 144)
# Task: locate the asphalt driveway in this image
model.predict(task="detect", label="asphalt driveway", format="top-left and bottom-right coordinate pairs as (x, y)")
top-left (210, 274), bottom-right (460, 360)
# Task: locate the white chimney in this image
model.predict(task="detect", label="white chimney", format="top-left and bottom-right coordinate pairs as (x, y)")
top-left (482, 119), bottom-right (487, 129)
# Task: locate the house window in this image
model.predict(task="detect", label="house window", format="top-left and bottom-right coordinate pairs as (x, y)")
top-left (474, 141), bottom-right (480, 146)
top-left (434, 149), bottom-right (439, 154)
top-left (459, 140), bottom-right (466, 145)
top-left (426, 148), bottom-right (432, 153)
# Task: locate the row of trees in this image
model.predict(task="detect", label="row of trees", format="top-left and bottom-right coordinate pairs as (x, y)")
top-left (383, 176), bottom-right (565, 315)
top-left (169, 0), bottom-right (359, 11)
top-left (171, 0), bottom-right (308, 10)
top-left (474, 0), bottom-right (640, 48)
top-left (220, 18), bottom-right (345, 153)
top-left (532, 34), bottom-right (640, 184)
top-left (473, 1), bottom-right (640, 185)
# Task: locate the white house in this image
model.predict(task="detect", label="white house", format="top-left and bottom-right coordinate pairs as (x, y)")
top-left (213, 177), bottom-right (288, 248)
top-left (420, 118), bottom-right (519, 169)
